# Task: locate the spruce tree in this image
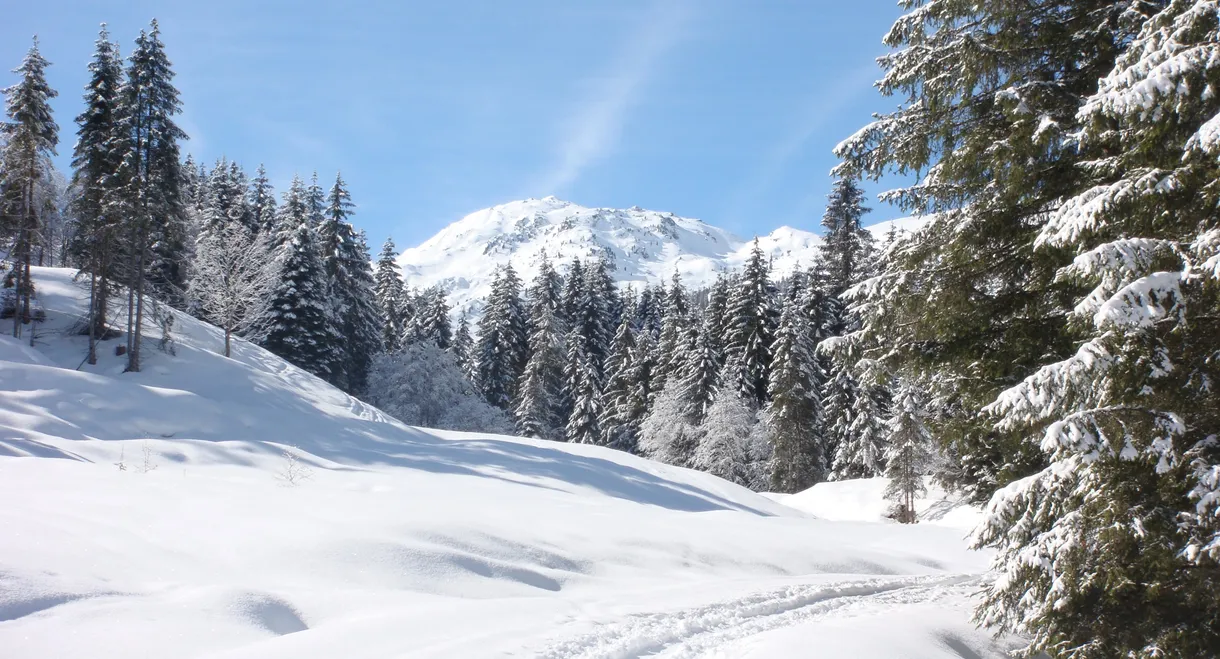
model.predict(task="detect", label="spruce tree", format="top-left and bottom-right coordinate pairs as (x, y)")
top-left (599, 313), bottom-right (639, 451)
top-left (724, 240), bottom-right (778, 407)
top-left (882, 381), bottom-right (933, 524)
top-left (816, 176), bottom-right (874, 297)
top-left (972, 3), bottom-right (1220, 655)
top-left (652, 271), bottom-right (690, 391)
top-left (318, 173), bottom-right (381, 391)
top-left (406, 286), bottom-right (452, 350)
top-left (257, 217), bottom-right (340, 380)
top-left (676, 326), bottom-right (720, 424)
top-left (248, 163), bottom-right (277, 233)
top-left (373, 237), bottom-right (406, 351)
top-left (831, 358), bottom-right (889, 480)
top-left (113, 21), bottom-right (188, 368)
top-left (451, 310), bottom-right (473, 376)
top-left (764, 285), bottom-right (826, 492)
top-left (515, 298), bottom-right (565, 440)
top-left (563, 326), bottom-right (603, 445)
top-left (473, 264), bottom-right (527, 410)
top-left (2, 37), bottom-right (58, 338)
top-left (68, 25), bottom-right (122, 360)
top-left (835, 0), bottom-right (1157, 502)
top-left (695, 360), bottom-right (754, 487)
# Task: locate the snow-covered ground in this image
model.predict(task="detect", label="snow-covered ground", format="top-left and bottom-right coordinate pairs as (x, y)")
top-left (0, 267), bottom-right (1011, 658)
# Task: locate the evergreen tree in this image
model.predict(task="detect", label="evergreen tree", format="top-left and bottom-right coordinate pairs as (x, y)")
top-left (247, 163), bottom-right (277, 233)
top-left (764, 285), bottom-right (826, 492)
top-left (653, 271), bottom-right (690, 391)
top-left (676, 325), bottom-right (720, 424)
top-left (639, 382), bottom-right (697, 468)
top-left (882, 381), bottom-right (933, 524)
top-left (451, 310), bottom-right (473, 375)
top-left (113, 21), bottom-right (188, 368)
top-left (199, 156), bottom-right (249, 238)
top-left (318, 173), bottom-right (381, 391)
top-left (515, 298), bottom-right (565, 440)
top-left (633, 284), bottom-right (664, 338)
top-left (831, 358), bottom-right (890, 480)
top-left (473, 264), bottom-right (527, 410)
top-left (599, 313), bottom-right (639, 451)
top-left (406, 286), bottom-right (451, 350)
top-left (305, 170), bottom-right (324, 226)
top-left (816, 176), bottom-right (874, 297)
top-left (835, 0), bottom-right (1157, 502)
top-left (257, 217), bottom-right (340, 380)
top-left (2, 37), bottom-right (58, 338)
top-left (971, 4), bottom-right (1220, 655)
top-left (695, 360), bottom-right (754, 487)
top-left (273, 174), bottom-right (309, 248)
top-left (563, 326), bottom-right (603, 445)
top-left (724, 240), bottom-right (778, 406)
top-left (373, 237), bottom-right (406, 351)
top-left (67, 25), bottom-right (122, 361)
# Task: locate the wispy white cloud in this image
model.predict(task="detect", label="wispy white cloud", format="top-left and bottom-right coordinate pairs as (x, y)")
top-left (726, 62), bottom-right (879, 227)
top-left (533, 0), bottom-right (694, 195)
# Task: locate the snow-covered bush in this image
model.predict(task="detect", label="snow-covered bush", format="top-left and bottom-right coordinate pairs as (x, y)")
top-left (368, 341), bottom-right (512, 434)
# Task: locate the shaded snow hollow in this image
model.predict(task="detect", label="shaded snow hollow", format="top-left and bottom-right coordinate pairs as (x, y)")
top-left (0, 267), bottom-right (1014, 658)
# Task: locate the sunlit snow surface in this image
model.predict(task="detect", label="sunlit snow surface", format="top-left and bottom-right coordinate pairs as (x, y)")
top-left (398, 196), bottom-right (926, 318)
top-left (0, 267), bottom-right (1015, 658)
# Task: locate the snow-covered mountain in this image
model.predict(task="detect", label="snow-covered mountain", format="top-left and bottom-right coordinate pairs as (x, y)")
top-left (398, 196), bottom-right (919, 317)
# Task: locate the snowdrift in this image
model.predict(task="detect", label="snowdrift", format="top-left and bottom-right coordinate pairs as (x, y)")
top-left (0, 267), bottom-right (1013, 658)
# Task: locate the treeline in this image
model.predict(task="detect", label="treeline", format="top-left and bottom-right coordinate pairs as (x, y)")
top-left (0, 23), bottom-right (381, 395)
top-left (833, 0), bottom-right (1220, 656)
top-left (369, 178), bottom-right (934, 506)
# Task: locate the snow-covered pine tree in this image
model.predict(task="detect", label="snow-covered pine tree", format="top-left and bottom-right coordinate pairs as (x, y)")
top-left (112, 21), bottom-right (188, 368)
top-left (256, 212), bottom-right (341, 380)
top-left (473, 264), bottom-right (527, 410)
top-left (318, 173), bottom-right (381, 392)
top-left (571, 255), bottom-right (617, 373)
top-left (882, 380), bottom-right (933, 524)
top-left (701, 273), bottom-right (732, 357)
top-left (305, 171), bottom-right (324, 227)
top-left (831, 357), bottom-right (889, 480)
top-left (559, 257), bottom-right (584, 330)
top-left (764, 282), bottom-right (826, 492)
top-left (373, 237), bottom-right (406, 351)
top-left (633, 283), bottom-right (664, 338)
top-left (2, 37), bottom-right (58, 338)
top-left (563, 326), bottom-right (603, 445)
top-left (816, 176), bottom-right (873, 297)
top-left (199, 157), bottom-right (249, 238)
top-left (972, 3), bottom-right (1220, 656)
top-left (695, 356), bottom-right (754, 487)
top-left (724, 240), bottom-right (778, 406)
top-left (67, 25), bottom-right (122, 360)
top-left (639, 382), bottom-right (697, 468)
top-left (271, 174), bottom-right (309, 250)
top-left (835, 0), bottom-right (1158, 502)
top-left (652, 271), bottom-right (690, 391)
top-left (189, 220), bottom-right (273, 357)
top-left (247, 163), bottom-right (277, 233)
top-left (599, 313), bottom-right (638, 451)
top-left (515, 295), bottom-right (565, 440)
top-left (406, 286), bottom-right (452, 350)
top-left (676, 325), bottom-right (720, 425)
top-left (368, 341), bottom-right (511, 434)
top-left (451, 311), bottom-right (474, 375)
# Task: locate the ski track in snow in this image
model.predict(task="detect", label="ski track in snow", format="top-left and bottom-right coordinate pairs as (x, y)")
top-left (531, 575), bottom-right (978, 659)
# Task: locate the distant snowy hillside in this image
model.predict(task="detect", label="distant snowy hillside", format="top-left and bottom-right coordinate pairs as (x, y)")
top-left (398, 197), bottom-right (920, 317)
top-left (0, 266), bottom-right (1015, 658)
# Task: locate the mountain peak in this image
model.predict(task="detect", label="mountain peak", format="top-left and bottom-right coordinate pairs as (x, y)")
top-left (398, 201), bottom-right (921, 318)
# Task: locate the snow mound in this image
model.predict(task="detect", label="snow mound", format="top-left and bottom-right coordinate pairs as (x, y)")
top-left (0, 267), bottom-right (1001, 658)
top-left (768, 477), bottom-right (984, 532)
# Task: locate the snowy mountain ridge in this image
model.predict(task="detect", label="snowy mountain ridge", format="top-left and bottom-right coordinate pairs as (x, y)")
top-left (398, 196), bottom-right (921, 317)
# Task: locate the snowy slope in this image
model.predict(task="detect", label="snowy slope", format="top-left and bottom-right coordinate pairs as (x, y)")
top-left (0, 267), bottom-right (1011, 658)
top-left (398, 197), bottom-right (921, 317)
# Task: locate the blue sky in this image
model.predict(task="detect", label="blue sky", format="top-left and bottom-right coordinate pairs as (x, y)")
top-left (4, 1), bottom-right (906, 250)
